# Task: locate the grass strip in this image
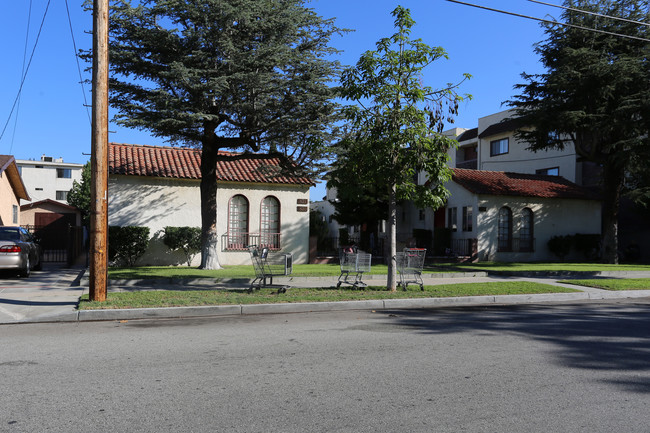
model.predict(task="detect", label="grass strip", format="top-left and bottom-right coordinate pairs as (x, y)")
top-left (107, 264), bottom-right (461, 279)
top-left (559, 278), bottom-right (650, 291)
top-left (79, 281), bottom-right (580, 310)
top-left (442, 262), bottom-right (650, 272)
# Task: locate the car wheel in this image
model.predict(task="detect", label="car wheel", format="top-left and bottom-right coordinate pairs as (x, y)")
top-left (34, 257), bottom-right (42, 271)
top-left (20, 256), bottom-right (30, 278)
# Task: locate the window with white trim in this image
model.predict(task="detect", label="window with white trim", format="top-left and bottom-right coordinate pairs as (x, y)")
top-left (462, 206), bottom-right (473, 232)
top-left (520, 208), bottom-right (534, 252)
top-left (447, 207), bottom-right (457, 232)
top-left (228, 195), bottom-right (249, 249)
top-left (490, 138), bottom-right (509, 156)
top-left (260, 196), bottom-right (280, 249)
top-left (498, 206), bottom-right (512, 252)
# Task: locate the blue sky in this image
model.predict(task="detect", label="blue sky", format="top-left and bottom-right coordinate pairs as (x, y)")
top-left (0, 0), bottom-right (554, 199)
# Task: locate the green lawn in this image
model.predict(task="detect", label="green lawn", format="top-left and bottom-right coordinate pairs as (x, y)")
top-left (79, 281), bottom-right (580, 310)
top-left (107, 264), bottom-right (460, 279)
top-left (437, 262), bottom-right (650, 272)
top-left (559, 278), bottom-right (650, 291)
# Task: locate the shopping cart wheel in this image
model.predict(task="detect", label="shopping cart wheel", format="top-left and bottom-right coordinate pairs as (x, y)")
top-left (419, 284), bottom-right (424, 291)
top-left (278, 287), bottom-right (287, 294)
top-left (336, 282), bottom-right (341, 288)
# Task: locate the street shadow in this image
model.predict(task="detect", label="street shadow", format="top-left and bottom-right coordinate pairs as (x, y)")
top-left (377, 301), bottom-right (650, 393)
top-left (0, 298), bottom-right (78, 307)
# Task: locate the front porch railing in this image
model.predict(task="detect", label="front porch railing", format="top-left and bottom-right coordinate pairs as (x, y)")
top-left (222, 232), bottom-right (281, 251)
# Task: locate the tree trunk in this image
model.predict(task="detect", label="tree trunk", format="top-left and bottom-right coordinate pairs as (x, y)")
top-left (387, 183), bottom-right (397, 291)
top-left (199, 137), bottom-right (222, 270)
top-left (600, 162), bottom-right (624, 264)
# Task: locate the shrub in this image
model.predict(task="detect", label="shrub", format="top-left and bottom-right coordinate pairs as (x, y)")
top-left (433, 227), bottom-right (451, 256)
top-left (412, 229), bottom-right (432, 250)
top-left (547, 235), bottom-right (572, 261)
top-left (573, 233), bottom-right (600, 260)
top-left (163, 226), bottom-right (201, 266)
top-left (108, 226), bottom-right (150, 267)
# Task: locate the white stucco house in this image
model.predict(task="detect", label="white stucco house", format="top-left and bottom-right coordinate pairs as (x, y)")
top-left (108, 143), bottom-right (312, 266)
top-left (445, 168), bottom-right (601, 261)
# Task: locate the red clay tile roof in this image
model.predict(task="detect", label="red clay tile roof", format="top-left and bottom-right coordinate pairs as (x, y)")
top-left (109, 143), bottom-right (312, 186)
top-left (451, 168), bottom-right (600, 200)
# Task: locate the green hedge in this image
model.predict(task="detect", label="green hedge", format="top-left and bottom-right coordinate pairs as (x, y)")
top-left (108, 226), bottom-right (150, 267)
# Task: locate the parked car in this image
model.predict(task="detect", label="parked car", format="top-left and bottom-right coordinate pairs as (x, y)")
top-left (0, 226), bottom-right (42, 277)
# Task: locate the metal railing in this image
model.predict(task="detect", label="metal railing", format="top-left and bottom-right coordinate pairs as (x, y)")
top-left (222, 232), bottom-right (281, 251)
top-left (450, 238), bottom-right (478, 256)
top-left (498, 237), bottom-right (536, 253)
top-left (456, 159), bottom-right (477, 169)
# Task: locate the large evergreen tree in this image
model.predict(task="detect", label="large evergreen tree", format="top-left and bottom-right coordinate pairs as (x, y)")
top-left (510, 0), bottom-right (650, 263)
top-left (335, 6), bottom-right (469, 290)
top-left (92, 0), bottom-right (344, 269)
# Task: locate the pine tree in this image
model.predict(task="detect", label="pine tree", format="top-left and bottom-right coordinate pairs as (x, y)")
top-left (90, 0), bottom-right (345, 268)
top-left (510, 0), bottom-right (650, 263)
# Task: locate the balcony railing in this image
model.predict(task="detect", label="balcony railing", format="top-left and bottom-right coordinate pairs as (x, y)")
top-left (450, 238), bottom-right (478, 256)
top-left (222, 232), bottom-right (281, 251)
top-left (456, 159), bottom-right (477, 170)
top-left (498, 237), bottom-right (536, 253)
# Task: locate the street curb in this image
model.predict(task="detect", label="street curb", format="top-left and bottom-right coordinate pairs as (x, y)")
top-left (68, 289), bottom-right (650, 323)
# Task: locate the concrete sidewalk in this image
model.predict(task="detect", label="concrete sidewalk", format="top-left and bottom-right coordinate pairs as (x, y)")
top-left (2, 268), bottom-right (650, 324)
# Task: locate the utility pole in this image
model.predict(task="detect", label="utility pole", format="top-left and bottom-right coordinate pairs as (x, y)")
top-left (89, 0), bottom-right (109, 302)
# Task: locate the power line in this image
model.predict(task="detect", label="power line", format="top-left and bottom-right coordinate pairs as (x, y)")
top-left (9, 0), bottom-right (33, 155)
top-left (64, 0), bottom-right (92, 126)
top-left (444, 0), bottom-right (650, 43)
top-left (0, 0), bottom-right (53, 144)
top-left (526, 0), bottom-right (650, 27)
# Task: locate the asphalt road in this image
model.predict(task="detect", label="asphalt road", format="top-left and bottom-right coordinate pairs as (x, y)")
top-left (1, 299), bottom-right (649, 432)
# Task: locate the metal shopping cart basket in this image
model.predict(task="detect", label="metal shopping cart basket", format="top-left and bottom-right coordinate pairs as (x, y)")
top-left (337, 247), bottom-right (372, 289)
top-left (248, 245), bottom-right (293, 293)
top-left (396, 248), bottom-right (426, 290)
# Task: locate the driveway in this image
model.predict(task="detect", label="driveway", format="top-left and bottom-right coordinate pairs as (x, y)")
top-left (0, 264), bottom-right (84, 323)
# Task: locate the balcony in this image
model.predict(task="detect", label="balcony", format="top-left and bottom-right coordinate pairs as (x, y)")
top-left (498, 237), bottom-right (536, 253)
top-left (456, 159), bottom-right (477, 170)
top-left (222, 232), bottom-right (281, 251)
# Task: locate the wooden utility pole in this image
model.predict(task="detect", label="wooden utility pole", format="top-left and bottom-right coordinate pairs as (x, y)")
top-left (89, 0), bottom-right (109, 302)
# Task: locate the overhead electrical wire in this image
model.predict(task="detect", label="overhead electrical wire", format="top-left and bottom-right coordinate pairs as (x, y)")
top-left (444, 0), bottom-right (650, 43)
top-left (0, 0), bottom-right (53, 144)
top-left (9, 0), bottom-right (33, 155)
top-left (526, 0), bottom-right (650, 27)
top-left (64, 0), bottom-right (92, 126)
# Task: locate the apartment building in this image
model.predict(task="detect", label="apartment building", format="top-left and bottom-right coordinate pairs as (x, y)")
top-left (16, 155), bottom-right (84, 205)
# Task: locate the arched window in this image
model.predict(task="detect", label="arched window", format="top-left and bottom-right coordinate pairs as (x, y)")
top-left (260, 196), bottom-right (280, 249)
top-left (228, 195), bottom-right (249, 249)
top-left (520, 208), bottom-right (534, 252)
top-left (498, 207), bottom-right (512, 252)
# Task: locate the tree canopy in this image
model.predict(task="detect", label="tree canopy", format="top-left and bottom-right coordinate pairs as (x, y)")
top-left (67, 161), bottom-right (91, 227)
top-left (332, 6), bottom-right (470, 290)
top-left (509, 0), bottom-right (650, 263)
top-left (93, 0), bottom-right (345, 268)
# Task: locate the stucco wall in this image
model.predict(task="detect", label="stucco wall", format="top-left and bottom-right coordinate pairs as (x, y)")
top-left (0, 173), bottom-right (20, 225)
top-left (16, 160), bottom-right (83, 205)
top-left (476, 195), bottom-right (601, 262)
top-left (445, 181), bottom-right (602, 261)
top-left (108, 175), bottom-right (310, 266)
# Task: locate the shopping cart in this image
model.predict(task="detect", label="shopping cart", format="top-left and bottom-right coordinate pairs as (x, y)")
top-left (337, 247), bottom-right (372, 289)
top-left (396, 248), bottom-right (426, 290)
top-left (248, 245), bottom-right (293, 293)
